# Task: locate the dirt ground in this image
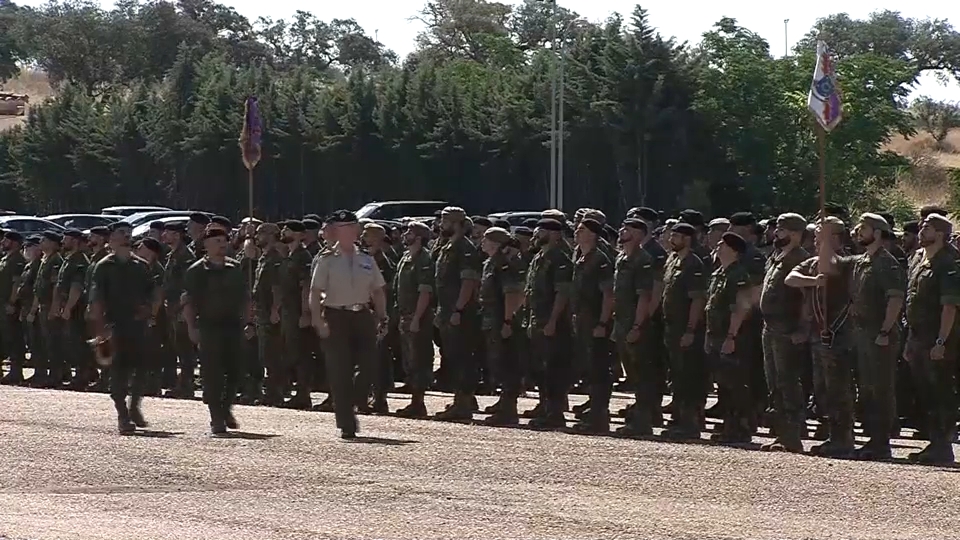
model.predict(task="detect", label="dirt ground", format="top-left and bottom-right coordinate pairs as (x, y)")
top-left (1, 386), bottom-right (959, 540)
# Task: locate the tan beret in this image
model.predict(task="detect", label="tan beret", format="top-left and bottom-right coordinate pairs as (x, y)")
top-left (363, 222), bottom-right (386, 235)
top-left (924, 213), bottom-right (953, 234)
top-left (859, 212), bottom-right (890, 233)
top-left (707, 217), bottom-right (730, 229)
top-left (441, 206), bottom-right (466, 219)
top-left (541, 209), bottom-right (566, 222)
top-left (776, 212), bottom-right (807, 232)
top-left (582, 209), bottom-right (607, 225)
top-left (256, 222), bottom-right (280, 235)
top-left (483, 226), bottom-right (512, 244)
top-left (405, 221), bottom-right (432, 237)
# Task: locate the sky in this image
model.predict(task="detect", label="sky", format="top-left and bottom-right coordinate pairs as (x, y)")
top-left (19, 0), bottom-right (960, 101)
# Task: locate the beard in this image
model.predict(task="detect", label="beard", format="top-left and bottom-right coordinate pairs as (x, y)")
top-left (857, 233), bottom-right (876, 247)
top-left (773, 236), bottom-right (790, 248)
top-left (440, 228), bottom-right (454, 238)
top-left (669, 239), bottom-right (685, 252)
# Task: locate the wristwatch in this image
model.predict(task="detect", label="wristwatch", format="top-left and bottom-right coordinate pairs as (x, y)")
top-left (936, 337), bottom-right (946, 346)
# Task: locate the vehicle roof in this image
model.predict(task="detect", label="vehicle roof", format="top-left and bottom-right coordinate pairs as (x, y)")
top-left (363, 200), bottom-right (448, 205)
top-left (43, 213), bottom-right (121, 219)
top-left (102, 205), bottom-right (172, 211)
top-left (0, 215), bottom-right (65, 227)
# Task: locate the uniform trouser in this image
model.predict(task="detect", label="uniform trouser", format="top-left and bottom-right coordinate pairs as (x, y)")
top-left (810, 333), bottom-right (855, 443)
top-left (906, 334), bottom-right (958, 445)
top-left (2, 311), bottom-right (25, 375)
top-left (375, 319), bottom-right (399, 399)
top-left (400, 316), bottom-right (435, 392)
top-left (854, 326), bottom-right (898, 443)
top-left (664, 326), bottom-right (707, 414)
top-left (63, 310), bottom-right (90, 381)
top-left (110, 325), bottom-right (148, 407)
top-left (530, 327), bottom-right (569, 414)
top-left (242, 332), bottom-right (262, 398)
top-left (649, 311), bottom-right (669, 395)
top-left (257, 320), bottom-right (284, 399)
top-left (484, 326), bottom-right (520, 400)
top-left (324, 308), bottom-right (377, 431)
top-left (707, 335), bottom-right (751, 431)
top-left (38, 307), bottom-right (63, 381)
top-left (153, 314), bottom-right (177, 388)
top-left (618, 327), bottom-right (659, 425)
top-left (762, 324), bottom-right (806, 441)
top-left (166, 310), bottom-right (197, 389)
top-left (578, 327), bottom-right (613, 421)
top-left (198, 322), bottom-right (243, 420)
top-left (746, 318), bottom-right (767, 411)
top-left (281, 313), bottom-right (313, 397)
top-left (25, 313), bottom-right (44, 374)
top-left (439, 315), bottom-right (480, 398)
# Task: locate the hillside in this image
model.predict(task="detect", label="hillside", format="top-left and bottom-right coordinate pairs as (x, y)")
top-left (884, 129), bottom-right (960, 169)
top-left (0, 70), bottom-right (54, 131)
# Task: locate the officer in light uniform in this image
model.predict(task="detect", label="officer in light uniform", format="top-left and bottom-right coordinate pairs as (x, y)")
top-left (310, 209), bottom-right (388, 439)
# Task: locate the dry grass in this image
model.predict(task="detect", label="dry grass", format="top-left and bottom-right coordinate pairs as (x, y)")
top-left (885, 129), bottom-right (960, 169)
top-left (0, 69), bottom-right (54, 132)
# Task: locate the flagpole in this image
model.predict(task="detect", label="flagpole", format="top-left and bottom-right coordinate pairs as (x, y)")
top-left (817, 124), bottom-right (826, 218)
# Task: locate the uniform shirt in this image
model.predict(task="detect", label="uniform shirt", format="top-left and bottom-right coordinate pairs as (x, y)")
top-left (793, 256), bottom-right (852, 339)
top-left (836, 248), bottom-right (906, 333)
top-left (163, 244), bottom-right (196, 310)
top-left (183, 257), bottom-right (248, 323)
top-left (478, 250), bottom-right (526, 331)
top-left (253, 248), bottom-right (283, 317)
top-left (434, 235), bottom-right (482, 318)
top-left (661, 250), bottom-right (706, 329)
top-left (524, 242), bottom-right (573, 330)
top-left (0, 251), bottom-right (25, 306)
top-left (612, 246), bottom-right (655, 341)
top-left (56, 250), bottom-right (89, 309)
top-left (85, 248), bottom-right (108, 301)
top-left (34, 252), bottom-right (63, 307)
top-left (888, 243), bottom-right (908, 270)
top-left (742, 243), bottom-right (767, 287)
top-left (394, 248), bottom-right (435, 320)
top-left (759, 246), bottom-right (809, 331)
top-left (89, 253), bottom-right (154, 328)
top-left (281, 244), bottom-right (313, 314)
top-left (643, 237), bottom-right (668, 281)
top-left (311, 242), bottom-right (386, 308)
top-left (570, 246), bottom-right (614, 328)
top-left (17, 258), bottom-right (40, 315)
top-left (370, 249), bottom-right (397, 316)
top-left (705, 260), bottom-right (750, 342)
top-left (305, 240), bottom-right (322, 258)
top-left (906, 247), bottom-right (960, 339)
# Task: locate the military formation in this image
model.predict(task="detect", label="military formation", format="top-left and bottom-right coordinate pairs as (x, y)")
top-left (0, 203), bottom-right (958, 463)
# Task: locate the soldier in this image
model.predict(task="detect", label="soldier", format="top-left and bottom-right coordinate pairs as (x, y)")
top-left (304, 218), bottom-right (323, 257)
top-left (476, 226), bottom-right (526, 426)
top-left (632, 207), bottom-right (669, 421)
top-left (147, 221), bottom-right (171, 260)
top-left (821, 213), bottom-right (905, 460)
top-left (310, 210), bottom-right (388, 440)
top-left (433, 206), bottom-right (482, 420)
top-left (162, 221), bottom-right (197, 398)
top-left (253, 222), bottom-right (284, 406)
top-left (187, 213), bottom-right (211, 258)
top-left (786, 216), bottom-right (856, 457)
top-left (470, 216), bottom-right (492, 244)
top-left (704, 232), bottom-right (756, 444)
top-left (758, 213), bottom-right (809, 452)
top-left (136, 237), bottom-right (166, 395)
top-left (611, 219), bottom-right (658, 436)
top-left (901, 221), bottom-right (919, 254)
top-left (524, 218), bottom-right (573, 429)
top-left (86, 226), bottom-right (112, 391)
top-left (0, 231), bottom-right (26, 385)
top-left (278, 219), bottom-right (315, 409)
top-left (660, 222), bottom-right (707, 440)
top-left (362, 222), bottom-right (397, 413)
top-left (878, 212), bottom-right (908, 269)
top-left (706, 218), bottom-right (730, 252)
top-left (728, 212), bottom-right (767, 429)
top-left (57, 228), bottom-right (91, 389)
top-left (183, 227), bottom-right (252, 435)
top-left (32, 231), bottom-right (64, 388)
top-left (904, 213), bottom-right (959, 464)
top-left (567, 218), bottom-right (615, 434)
top-left (89, 222), bottom-right (156, 434)
top-left (393, 221), bottom-right (436, 418)
top-left (238, 235), bottom-right (263, 404)
top-left (19, 237), bottom-right (42, 387)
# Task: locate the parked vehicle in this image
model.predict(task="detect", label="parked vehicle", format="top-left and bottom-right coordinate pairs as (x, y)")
top-left (0, 215), bottom-right (66, 235)
top-left (121, 210), bottom-right (211, 228)
top-left (488, 211), bottom-right (557, 228)
top-left (44, 213), bottom-right (121, 230)
top-left (132, 216), bottom-right (190, 239)
top-left (356, 200), bottom-right (448, 221)
top-left (101, 205), bottom-right (172, 217)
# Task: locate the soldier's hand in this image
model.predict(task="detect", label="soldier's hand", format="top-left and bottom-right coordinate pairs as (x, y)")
top-left (790, 331), bottom-right (806, 345)
top-left (314, 317), bottom-right (330, 339)
top-left (47, 310), bottom-right (57, 321)
top-left (815, 274), bottom-right (827, 286)
top-left (25, 312), bottom-right (34, 323)
top-left (721, 337), bottom-right (735, 355)
top-left (679, 331), bottom-right (694, 348)
top-left (298, 313), bottom-right (311, 328)
top-left (931, 343), bottom-right (946, 361)
top-left (270, 310), bottom-right (280, 325)
top-left (187, 325), bottom-right (200, 345)
top-left (626, 326), bottom-right (640, 344)
top-left (874, 333), bottom-right (889, 347)
top-left (543, 320), bottom-right (556, 337)
top-left (61, 309), bottom-right (71, 321)
top-left (501, 322), bottom-right (513, 339)
top-left (409, 318), bottom-right (420, 333)
top-left (450, 311), bottom-right (461, 326)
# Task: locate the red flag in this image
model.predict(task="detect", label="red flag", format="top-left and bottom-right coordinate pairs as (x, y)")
top-left (239, 96), bottom-right (262, 170)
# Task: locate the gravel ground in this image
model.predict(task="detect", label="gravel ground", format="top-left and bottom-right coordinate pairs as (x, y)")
top-left (1, 386), bottom-right (959, 540)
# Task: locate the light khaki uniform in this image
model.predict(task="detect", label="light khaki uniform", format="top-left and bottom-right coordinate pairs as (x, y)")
top-left (311, 243), bottom-right (386, 431)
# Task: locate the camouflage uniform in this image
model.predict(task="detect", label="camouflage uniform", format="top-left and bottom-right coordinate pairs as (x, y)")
top-left (0, 249), bottom-right (26, 381)
top-left (253, 247), bottom-right (284, 404)
top-left (163, 243), bottom-right (197, 397)
top-left (34, 251), bottom-right (63, 385)
top-left (478, 250), bottom-right (526, 418)
top-left (18, 256), bottom-right (41, 384)
top-left (613, 245), bottom-right (657, 432)
top-left (570, 245), bottom-right (614, 429)
top-left (280, 244), bottom-right (314, 407)
top-left (394, 248), bottom-right (436, 398)
top-left (434, 235), bottom-right (482, 410)
top-left (56, 249), bottom-right (90, 385)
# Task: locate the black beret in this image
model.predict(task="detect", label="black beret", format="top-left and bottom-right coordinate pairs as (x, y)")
top-left (472, 216), bottom-right (492, 228)
top-left (522, 218), bottom-right (539, 229)
top-left (920, 205), bottom-right (949, 220)
top-left (149, 220), bottom-right (165, 230)
top-left (24, 235), bottom-right (39, 247)
top-left (41, 230), bottom-right (62, 243)
top-left (580, 218), bottom-right (603, 235)
top-left (163, 221), bottom-right (186, 232)
top-left (720, 232), bottom-right (748, 254)
top-left (513, 226), bottom-right (533, 237)
top-left (211, 215), bottom-right (232, 229)
top-left (110, 221), bottom-right (133, 232)
top-left (630, 207), bottom-right (660, 222)
top-left (303, 213), bottom-right (323, 223)
top-left (63, 228), bottom-right (84, 239)
top-left (537, 218), bottom-right (563, 232)
top-left (328, 210), bottom-right (358, 224)
top-left (139, 237), bottom-right (162, 253)
top-left (902, 221), bottom-right (920, 234)
top-left (729, 212), bottom-right (756, 227)
top-left (189, 212), bottom-right (211, 225)
top-left (678, 209), bottom-right (705, 228)
top-left (282, 220), bottom-right (306, 232)
top-left (492, 218), bottom-right (511, 230)
top-left (671, 223), bottom-right (697, 236)
top-left (303, 219), bottom-right (320, 230)
top-left (4, 230), bottom-right (22, 243)
top-left (622, 218), bottom-right (648, 233)
top-left (89, 226), bottom-right (110, 237)
top-left (203, 228), bottom-right (228, 240)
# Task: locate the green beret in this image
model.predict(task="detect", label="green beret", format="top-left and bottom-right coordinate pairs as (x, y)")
top-left (923, 213), bottom-right (953, 234)
top-left (859, 212), bottom-right (890, 233)
top-left (776, 212), bottom-right (807, 232)
top-left (483, 226), bottom-right (511, 244)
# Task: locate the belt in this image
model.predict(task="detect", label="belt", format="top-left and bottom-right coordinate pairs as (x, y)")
top-left (327, 304), bottom-right (369, 312)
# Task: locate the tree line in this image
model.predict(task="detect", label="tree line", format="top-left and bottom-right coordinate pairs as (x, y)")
top-left (1, 0), bottom-right (960, 221)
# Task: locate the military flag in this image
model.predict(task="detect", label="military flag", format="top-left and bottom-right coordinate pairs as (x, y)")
top-left (239, 96), bottom-right (262, 170)
top-left (808, 41), bottom-right (843, 132)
